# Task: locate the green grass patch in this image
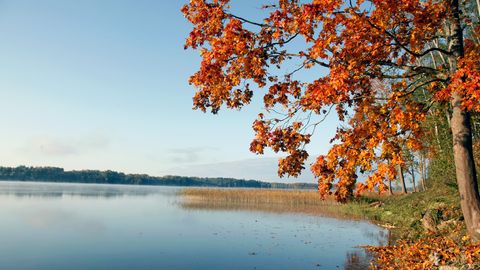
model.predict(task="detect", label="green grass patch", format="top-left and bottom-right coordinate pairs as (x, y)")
top-left (334, 182), bottom-right (463, 240)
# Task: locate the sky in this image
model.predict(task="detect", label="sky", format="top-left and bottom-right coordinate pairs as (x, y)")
top-left (0, 0), bottom-right (339, 183)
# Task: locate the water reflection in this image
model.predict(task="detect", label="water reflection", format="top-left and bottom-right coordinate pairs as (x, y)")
top-left (0, 181), bottom-right (177, 198)
top-left (0, 181), bottom-right (386, 270)
top-left (344, 251), bottom-right (372, 270)
top-left (180, 193), bottom-right (388, 269)
top-left (181, 199), bottom-right (358, 221)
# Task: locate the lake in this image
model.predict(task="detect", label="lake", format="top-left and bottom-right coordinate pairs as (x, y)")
top-left (0, 181), bottom-right (387, 270)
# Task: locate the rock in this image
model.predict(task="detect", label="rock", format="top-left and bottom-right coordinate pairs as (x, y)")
top-left (437, 219), bottom-right (459, 231)
top-left (369, 201), bottom-right (383, 208)
top-left (380, 223), bottom-right (396, 229)
top-left (422, 210), bottom-right (438, 233)
top-left (429, 252), bottom-right (440, 266)
top-left (438, 266), bottom-right (459, 270)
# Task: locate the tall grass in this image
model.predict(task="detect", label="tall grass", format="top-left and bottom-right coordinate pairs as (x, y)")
top-left (178, 188), bottom-right (374, 220)
top-left (181, 188), bottom-right (337, 205)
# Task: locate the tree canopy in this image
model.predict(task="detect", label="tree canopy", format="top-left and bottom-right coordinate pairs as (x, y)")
top-left (182, 0), bottom-right (480, 238)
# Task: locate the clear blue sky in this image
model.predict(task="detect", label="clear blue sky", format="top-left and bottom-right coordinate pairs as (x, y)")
top-left (0, 0), bottom-right (338, 182)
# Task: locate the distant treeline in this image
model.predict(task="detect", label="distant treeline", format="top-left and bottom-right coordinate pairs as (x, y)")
top-left (0, 166), bottom-right (316, 189)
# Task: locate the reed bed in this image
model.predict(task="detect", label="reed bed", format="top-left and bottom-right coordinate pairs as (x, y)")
top-left (178, 188), bottom-right (369, 220)
top-left (180, 188), bottom-right (336, 206)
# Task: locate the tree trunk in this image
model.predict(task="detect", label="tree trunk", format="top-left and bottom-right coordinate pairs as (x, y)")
top-left (476, 0), bottom-right (480, 17)
top-left (451, 96), bottom-right (480, 240)
top-left (411, 167), bottom-right (417, 192)
top-left (420, 176), bottom-right (426, 192)
top-left (445, 109), bottom-right (451, 127)
top-left (396, 164), bottom-right (407, 194)
top-left (449, 0), bottom-right (480, 241)
top-left (434, 121), bottom-right (443, 152)
top-left (420, 151), bottom-right (427, 191)
top-left (420, 170), bottom-right (426, 191)
top-left (388, 180), bottom-right (393, 195)
top-left (419, 152), bottom-right (426, 191)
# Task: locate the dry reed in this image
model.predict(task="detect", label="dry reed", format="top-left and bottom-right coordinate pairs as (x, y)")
top-left (178, 188), bottom-right (366, 219)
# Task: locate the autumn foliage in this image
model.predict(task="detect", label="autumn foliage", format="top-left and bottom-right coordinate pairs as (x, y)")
top-left (366, 236), bottom-right (480, 269)
top-left (182, 0), bottom-right (480, 202)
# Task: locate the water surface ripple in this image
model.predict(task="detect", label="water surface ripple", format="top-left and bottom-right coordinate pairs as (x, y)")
top-left (0, 181), bottom-right (387, 270)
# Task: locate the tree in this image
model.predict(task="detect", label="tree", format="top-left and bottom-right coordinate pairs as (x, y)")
top-left (182, 0), bottom-right (480, 239)
top-left (397, 165), bottom-right (408, 194)
top-left (403, 145), bottom-right (420, 192)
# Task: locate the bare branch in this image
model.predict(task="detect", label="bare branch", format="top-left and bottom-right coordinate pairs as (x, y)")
top-left (226, 13), bottom-right (267, 27)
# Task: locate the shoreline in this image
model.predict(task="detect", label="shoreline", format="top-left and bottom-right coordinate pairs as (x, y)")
top-left (178, 187), bottom-right (480, 268)
top-left (177, 185), bottom-right (464, 242)
top-left (178, 188), bottom-right (396, 235)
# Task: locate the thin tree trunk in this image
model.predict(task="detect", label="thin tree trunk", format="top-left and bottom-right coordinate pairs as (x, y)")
top-left (434, 121), bottom-right (443, 152)
top-left (420, 151), bottom-right (427, 191)
top-left (428, 43), bottom-right (438, 69)
top-left (420, 164), bottom-right (426, 191)
top-left (388, 180), bottom-right (393, 195)
top-left (449, 0), bottom-right (480, 241)
top-left (476, 0), bottom-right (480, 18)
top-left (433, 39), bottom-right (448, 68)
top-left (411, 167), bottom-right (417, 192)
top-left (473, 117), bottom-right (479, 138)
top-left (420, 176), bottom-right (426, 192)
top-left (396, 164), bottom-right (407, 194)
top-left (419, 152), bottom-right (426, 191)
top-left (445, 109), bottom-right (451, 127)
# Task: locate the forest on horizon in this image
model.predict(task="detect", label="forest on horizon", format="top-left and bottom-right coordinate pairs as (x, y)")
top-left (0, 166), bottom-right (316, 189)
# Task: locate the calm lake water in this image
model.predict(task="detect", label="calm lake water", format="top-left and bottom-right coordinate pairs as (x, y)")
top-left (0, 181), bottom-right (387, 270)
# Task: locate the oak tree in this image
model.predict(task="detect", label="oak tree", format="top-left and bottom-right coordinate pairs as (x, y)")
top-left (182, 0), bottom-right (480, 239)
